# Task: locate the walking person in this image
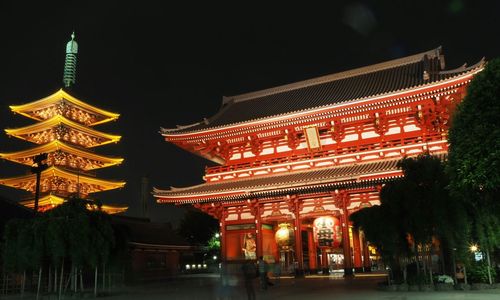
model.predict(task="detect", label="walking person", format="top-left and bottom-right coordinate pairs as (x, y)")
top-left (257, 256), bottom-right (268, 290)
top-left (274, 262), bottom-right (282, 286)
top-left (241, 260), bottom-right (257, 300)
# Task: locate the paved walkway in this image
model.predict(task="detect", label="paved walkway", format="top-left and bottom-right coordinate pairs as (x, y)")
top-left (4, 274), bottom-right (500, 300)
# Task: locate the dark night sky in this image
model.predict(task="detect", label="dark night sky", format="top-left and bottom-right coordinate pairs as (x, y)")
top-left (0, 1), bottom-right (498, 227)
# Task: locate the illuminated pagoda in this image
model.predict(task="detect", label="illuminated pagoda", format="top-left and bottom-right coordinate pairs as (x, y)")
top-left (0, 33), bottom-right (126, 214)
top-left (154, 47), bottom-right (484, 275)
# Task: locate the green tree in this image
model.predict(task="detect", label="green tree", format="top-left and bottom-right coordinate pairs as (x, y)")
top-left (351, 155), bottom-right (469, 281)
top-left (350, 204), bottom-right (408, 265)
top-left (448, 58), bottom-right (500, 194)
top-left (392, 155), bottom-right (468, 252)
top-left (447, 58), bottom-right (500, 284)
top-left (3, 198), bottom-right (118, 297)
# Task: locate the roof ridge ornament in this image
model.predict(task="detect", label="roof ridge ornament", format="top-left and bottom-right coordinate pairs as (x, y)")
top-left (229, 47), bottom-right (443, 103)
top-left (63, 31), bottom-right (79, 88)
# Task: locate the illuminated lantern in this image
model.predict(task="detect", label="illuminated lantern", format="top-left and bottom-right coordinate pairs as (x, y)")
top-left (275, 223), bottom-right (294, 251)
top-left (313, 216), bottom-right (342, 248)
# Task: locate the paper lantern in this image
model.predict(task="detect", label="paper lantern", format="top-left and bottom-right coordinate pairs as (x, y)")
top-left (313, 216), bottom-right (342, 248)
top-left (275, 223), bottom-right (294, 251)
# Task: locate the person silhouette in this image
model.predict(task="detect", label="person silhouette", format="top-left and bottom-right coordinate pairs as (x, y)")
top-left (241, 260), bottom-right (257, 300)
top-left (258, 256), bottom-right (268, 290)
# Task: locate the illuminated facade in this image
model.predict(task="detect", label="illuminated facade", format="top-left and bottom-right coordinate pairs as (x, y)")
top-left (0, 34), bottom-right (126, 214)
top-left (155, 47), bottom-right (483, 275)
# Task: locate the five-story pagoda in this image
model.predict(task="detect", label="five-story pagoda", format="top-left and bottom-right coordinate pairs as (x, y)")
top-left (0, 33), bottom-right (126, 214)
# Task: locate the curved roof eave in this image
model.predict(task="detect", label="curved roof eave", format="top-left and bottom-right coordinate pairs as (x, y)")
top-left (9, 89), bottom-right (120, 125)
top-left (162, 63), bottom-right (482, 138)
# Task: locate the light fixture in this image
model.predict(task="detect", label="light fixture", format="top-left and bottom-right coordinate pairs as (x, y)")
top-left (275, 223), bottom-right (294, 251)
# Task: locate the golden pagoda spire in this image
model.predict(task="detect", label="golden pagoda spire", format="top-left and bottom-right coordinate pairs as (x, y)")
top-left (63, 32), bottom-right (78, 88)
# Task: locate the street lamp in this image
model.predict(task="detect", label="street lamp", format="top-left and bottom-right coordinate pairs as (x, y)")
top-left (31, 153), bottom-right (49, 213)
top-left (469, 243), bottom-right (492, 284)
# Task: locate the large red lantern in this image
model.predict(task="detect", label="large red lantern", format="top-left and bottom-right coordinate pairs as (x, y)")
top-left (313, 216), bottom-right (342, 248)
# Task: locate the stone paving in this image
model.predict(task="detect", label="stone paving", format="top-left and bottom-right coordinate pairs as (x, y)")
top-left (4, 273), bottom-right (500, 300)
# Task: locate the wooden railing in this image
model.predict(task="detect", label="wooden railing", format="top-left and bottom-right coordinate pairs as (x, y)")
top-left (205, 132), bottom-right (444, 175)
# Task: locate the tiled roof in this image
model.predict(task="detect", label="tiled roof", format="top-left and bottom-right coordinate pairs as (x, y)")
top-left (162, 47), bottom-right (483, 134)
top-left (154, 158), bottom-right (404, 202)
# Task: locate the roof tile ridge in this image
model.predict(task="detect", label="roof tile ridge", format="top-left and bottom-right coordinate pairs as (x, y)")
top-left (9, 88), bottom-right (62, 110)
top-left (9, 89), bottom-right (119, 126)
top-left (155, 182), bottom-right (209, 193)
top-left (439, 58), bottom-right (485, 75)
top-left (439, 57), bottom-right (487, 74)
top-left (158, 158), bottom-right (404, 194)
top-left (160, 122), bottom-right (202, 134)
top-left (161, 98), bottom-right (234, 133)
top-left (167, 62), bottom-right (478, 136)
top-left (227, 47), bottom-right (441, 103)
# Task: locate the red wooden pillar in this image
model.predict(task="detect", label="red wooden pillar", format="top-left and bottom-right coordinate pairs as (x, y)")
top-left (307, 229), bottom-right (317, 272)
top-left (220, 218), bottom-right (226, 261)
top-left (321, 250), bottom-right (329, 274)
top-left (361, 230), bottom-right (372, 272)
top-left (218, 205), bottom-right (227, 262)
top-left (293, 210), bottom-right (304, 276)
top-left (340, 192), bottom-right (353, 276)
top-left (255, 202), bottom-right (263, 259)
top-left (289, 195), bottom-right (304, 277)
top-left (352, 227), bottom-right (363, 272)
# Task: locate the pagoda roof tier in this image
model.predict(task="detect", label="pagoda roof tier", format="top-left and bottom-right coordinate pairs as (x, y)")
top-left (154, 156), bottom-right (416, 204)
top-left (19, 194), bottom-right (128, 214)
top-left (0, 166), bottom-right (126, 196)
top-left (98, 204), bottom-right (128, 214)
top-left (162, 47), bottom-right (483, 137)
top-left (5, 115), bottom-right (121, 148)
top-left (10, 89), bottom-right (120, 126)
top-left (0, 140), bottom-right (124, 171)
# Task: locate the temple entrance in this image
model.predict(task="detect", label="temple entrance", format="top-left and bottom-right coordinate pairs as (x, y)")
top-left (327, 253), bottom-right (345, 273)
top-left (278, 249), bottom-right (296, 275)
top-left (219, 209), bottom-right (373, 276)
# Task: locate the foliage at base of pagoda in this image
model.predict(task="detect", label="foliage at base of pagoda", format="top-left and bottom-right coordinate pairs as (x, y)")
top-left (1, 198), bottom-right (129, 296)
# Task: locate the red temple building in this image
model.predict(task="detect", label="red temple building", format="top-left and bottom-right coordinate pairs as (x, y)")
top-left (154, 47), bottom-right (483, 275)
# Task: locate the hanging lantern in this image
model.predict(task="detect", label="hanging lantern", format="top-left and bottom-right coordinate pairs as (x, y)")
top-left (313, 216), bottom-right (342, 248)
top-left (275, 223), bottom-right (294, 251)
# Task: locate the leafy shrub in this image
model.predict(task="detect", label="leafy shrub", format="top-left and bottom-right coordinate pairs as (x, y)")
top-left (468, 262), bottom-right (496, 283)
top-left (435, 274), bottom-right (454, 284)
